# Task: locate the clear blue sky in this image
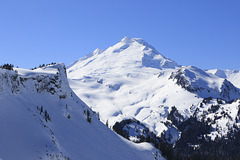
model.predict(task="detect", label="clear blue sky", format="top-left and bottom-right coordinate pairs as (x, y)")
top-left (0, 0), bottom-right (240, 70)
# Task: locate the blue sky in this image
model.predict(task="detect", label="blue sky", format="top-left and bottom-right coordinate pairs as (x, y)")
top-left (0, 0), bottom-right (240, 70)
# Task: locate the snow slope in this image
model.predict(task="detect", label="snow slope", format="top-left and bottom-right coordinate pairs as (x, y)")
top-left (67, 37), bottom-right (240, 143)
top-left (0, 64), bottom-right (164, 160)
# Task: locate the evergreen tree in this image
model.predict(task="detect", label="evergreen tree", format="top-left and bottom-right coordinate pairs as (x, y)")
top-left (87, 110), bottom-right (91, 123)
top-left (106, 119), bottom-right (109, 127)
top-left (67, 114), bottom-right (71, 119)
top-left (40, 106), bottom-right (43, 114)
top-left (0, 63), bottom-right (14, 70)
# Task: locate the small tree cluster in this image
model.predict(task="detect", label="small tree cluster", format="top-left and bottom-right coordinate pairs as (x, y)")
top-left (44, 110), bottom-right (51, 122)
top-left (37, 106), bottom-right (51, 122)
top-left (31, 67), bottom-right (37, 70)
top-left (0, 63), bottom-right (14, 70)
top-left (37, 105), bottom-right (44, 114)
top-left (31, 62), bottom-right (57, 70)
top-left (39, 64), bottom-right (46, 68)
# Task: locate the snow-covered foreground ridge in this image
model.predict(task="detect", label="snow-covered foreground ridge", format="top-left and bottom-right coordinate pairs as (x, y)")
top-left (67, 37), bottom-right (240, 159)
top-left (0, 64), bottom-right (164, 160)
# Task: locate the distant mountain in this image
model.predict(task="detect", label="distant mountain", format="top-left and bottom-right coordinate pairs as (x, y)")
top-left (207, 69), bottom-right (240, 88)
top-left (67, 37), bottom-right (240, 159)
top-left (169, 66), bottom-right (240, 101)
top-left (0, 64), bottom-right (163, 160)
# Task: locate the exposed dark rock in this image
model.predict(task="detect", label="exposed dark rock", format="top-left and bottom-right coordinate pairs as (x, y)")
top-left (167, 106), bottom-right (185, 126)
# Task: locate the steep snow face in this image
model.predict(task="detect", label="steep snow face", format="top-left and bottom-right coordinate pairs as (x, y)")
top-left (0, 65), bottom-right (164, 160)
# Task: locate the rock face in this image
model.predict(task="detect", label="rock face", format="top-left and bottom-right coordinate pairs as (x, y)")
top-left (0, 64), bottom-right (163, 160)
top-left (67, 37), bottom-right (240, 160)
top-left (0, 64), bottom-right (70, 99)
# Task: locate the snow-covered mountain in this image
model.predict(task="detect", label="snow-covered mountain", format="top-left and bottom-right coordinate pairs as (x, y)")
top-left (68, 37), bottom-right (180, 78)
top-left (207, 69), bottom-right (240, 88)
top-left (169, 66), bottom-right (240, 101)
top-left (0, 64), bottom-right (164, 160)
top-left (67, 37), bottom-right (240, 159)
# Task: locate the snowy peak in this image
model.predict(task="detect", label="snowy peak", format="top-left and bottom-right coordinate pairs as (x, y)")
top-left (169, 66), bottom-right (240, 101)
top-left (120, 36), bottom-right (137, 43)
top-left (119, 37), bottom-right (154, 48)
top-left (92, 48), bottom-right (104, 55)
top-left (207, 69), bottom-right (240, 88)
top-left (220, 79), bottom-right (240, 101)
top-left (120, 37), bottom-right (155, 49)
top-left (68, 37), bottom-right (180, 76)
top-left (208, 69), bottom-right (229, 79)
top-left (115, 37), bottom-right (180, 69)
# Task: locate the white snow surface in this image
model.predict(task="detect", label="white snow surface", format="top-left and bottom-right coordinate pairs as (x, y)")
top-left (0, 64), bottom-right (164, 160)
top-left (67, 37), bottom-right (240, 139)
